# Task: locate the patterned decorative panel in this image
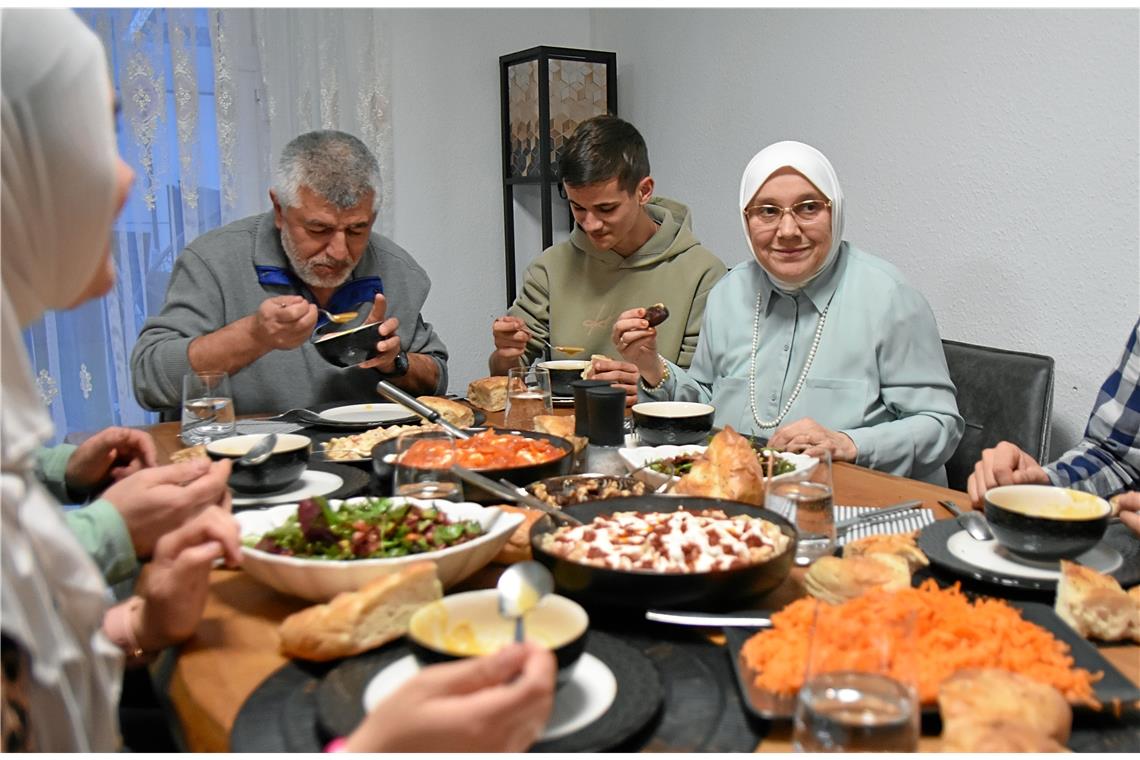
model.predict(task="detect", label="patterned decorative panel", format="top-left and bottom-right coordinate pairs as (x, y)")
top-left (507, 60), bottom-right (539, 178)
top-left (549, 59), bottom-right (609, 168)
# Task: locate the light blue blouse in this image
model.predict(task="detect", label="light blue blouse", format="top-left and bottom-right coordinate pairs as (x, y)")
top-left (642, 243), bottom-right (964, 484)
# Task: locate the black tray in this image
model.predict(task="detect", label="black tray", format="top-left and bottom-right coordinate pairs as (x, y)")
top-left (724, 600), bottom-right (1140, 747)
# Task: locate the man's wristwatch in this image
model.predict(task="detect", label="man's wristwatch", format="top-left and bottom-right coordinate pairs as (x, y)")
top-left (378, 349), bottom-right (409, 378)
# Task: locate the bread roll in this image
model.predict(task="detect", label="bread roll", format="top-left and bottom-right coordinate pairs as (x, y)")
top-left (467, 376), bottom-right (508, 412)
top-left (278, 562), bottom-right (442, 661)
top-left (938, 668), bottom-right (1071, 745)
top-left (940, 718), bottom-right (1069, 753)
top-left (803, 554), bottom-right (911, 604)
top-left (170, 444), bottom-right (207, 463)
top-left (842, 531), bottom-right (929, 573)
top-left (534, 414), bottom-right (586, 453)
top-left (1054, 560), bottom-right (1139, 643)
top-left (675, 426), bottom-right (766, 506)
top-left (491, 504), bottom-right (546, 564)
top-left (581, 354), bottom-right (612, 380)
top-left (416, 395), bottom-right (475, 428)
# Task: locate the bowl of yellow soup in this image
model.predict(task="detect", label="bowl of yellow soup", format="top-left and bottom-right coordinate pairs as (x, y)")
top-left (984, 485), bottom-right (1111, 561)
top-left (406, 588), bottom-right (588, 683)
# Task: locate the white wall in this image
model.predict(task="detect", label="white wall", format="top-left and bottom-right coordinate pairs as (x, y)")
top-left (585, 8), bottom-right (1139, 457)
top-left (381, 8), bottom-right (1138, 458)
top-left (384, 9), bottom-right (589, 391)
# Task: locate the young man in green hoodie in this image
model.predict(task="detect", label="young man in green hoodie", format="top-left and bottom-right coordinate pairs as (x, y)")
top-left (489, 115), bottom-right (726, 404)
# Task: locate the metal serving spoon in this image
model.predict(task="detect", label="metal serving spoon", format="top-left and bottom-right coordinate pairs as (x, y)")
top-left (497, 561), bottom-right (554, 642)
top-left (318, 308), bottom-right (360, 324)
top-left (236, 433), bottom-right (277, 466)
top-left (938, 499), bottom-right (994, 541)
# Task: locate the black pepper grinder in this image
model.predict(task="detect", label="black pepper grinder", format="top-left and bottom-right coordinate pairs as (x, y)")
top-left (584, 385), bottom-right (628, 475)
top-left (569, 379), bottom-right (611, 437)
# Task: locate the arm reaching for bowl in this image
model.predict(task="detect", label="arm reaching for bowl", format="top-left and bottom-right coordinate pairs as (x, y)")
top-left (967, 441), bottom-right (1051, 508)
top-left (343, 642), bottom-right (556, 752)
top-left (1111, 492), bottom-right (1140, 536)
top-left (186, 295), bottom-right (319, 376)
top-left (349, 293), bottom-right (440, 394)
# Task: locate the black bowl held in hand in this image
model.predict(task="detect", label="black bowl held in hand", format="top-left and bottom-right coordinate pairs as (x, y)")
top-left (206, 433), bottom-right (311, 494)
top-left (984, 485), bottom-right (1111, 561)
top-left (311, 321), bottom-right (383, 368)
top-left (370, 427), bottom-right (574, 503)
top-left (529, 495), bottom-right (797, 612)
top-left (631, 401), bottom-right (715, 446)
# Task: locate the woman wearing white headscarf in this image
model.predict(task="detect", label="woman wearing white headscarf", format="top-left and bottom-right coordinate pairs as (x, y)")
top-left (613, 141), bottom-right (963, 484)
top-left (1, 9), bottom-right (244, 751)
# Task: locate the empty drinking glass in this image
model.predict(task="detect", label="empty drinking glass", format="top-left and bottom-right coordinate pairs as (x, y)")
top-left (765, 449), bottom-right (834, 566)
top-left (393, 430), bottom-right (465, 502)
top-left (180, 370), bottom-right (236, 445)
top-left (793, 603), bottom-right (920, 752)
top-left (504, 366), bottom-right (553, 431)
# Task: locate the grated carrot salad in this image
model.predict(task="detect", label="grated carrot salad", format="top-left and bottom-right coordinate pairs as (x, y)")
top-left (740, 580), bottom-right (1101, 706)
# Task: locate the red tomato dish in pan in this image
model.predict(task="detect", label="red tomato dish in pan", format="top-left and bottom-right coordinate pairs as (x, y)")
top-left (399, 429), bottom-right (565, 470)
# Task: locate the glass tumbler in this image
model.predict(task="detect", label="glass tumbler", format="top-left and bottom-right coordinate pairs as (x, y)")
top-left (792, 603), bottom-right (920, 752)
top-left (393, 429), bottom-right (465, 502)
top-left (180, 370), bottom-right (236, 445)
top-left (504, 366), bottom-right (553, 431)
top-left (765, 449), bottom-right (834, 566)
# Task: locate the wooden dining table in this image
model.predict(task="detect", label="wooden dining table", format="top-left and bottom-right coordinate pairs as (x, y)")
top-left (137, 407), bottom-right (1140, 753)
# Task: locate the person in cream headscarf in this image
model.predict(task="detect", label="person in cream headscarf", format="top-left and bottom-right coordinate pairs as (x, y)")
top-left (1, 9), bottom-right (245, 751)
top-left (3, 15), bottom-right (554, 753)
top-left (613, 141), bottom-right (963, 484)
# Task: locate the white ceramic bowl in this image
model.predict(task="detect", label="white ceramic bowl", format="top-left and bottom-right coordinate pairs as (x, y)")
top-left (618, 445), bottom-right (818, 490)
top-left (236, 497), bottom-right (524, 602)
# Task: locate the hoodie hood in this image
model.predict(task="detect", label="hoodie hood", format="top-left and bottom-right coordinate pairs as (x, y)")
top-left (568, 196), bottom-right (703, 269)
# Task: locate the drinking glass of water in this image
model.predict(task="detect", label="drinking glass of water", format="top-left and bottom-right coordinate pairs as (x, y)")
top-left (793, 603), bottom-right (919, 752)
top-left (765, 449), bottom-right (834, 566)
top-left (180, 371), bottom-right (235, 445)
top-left (393, 430), bottom-right (465, 502)
top-left (504, 366), bottom-right (553, 431)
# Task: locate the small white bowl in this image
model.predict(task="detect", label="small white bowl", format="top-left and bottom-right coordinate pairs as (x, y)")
top-left (236, 498), bottom-right (523, 601)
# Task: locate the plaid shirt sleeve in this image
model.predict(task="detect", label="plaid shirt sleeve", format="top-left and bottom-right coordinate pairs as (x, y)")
top-left (1045, 318), bottom-right (1140, 495)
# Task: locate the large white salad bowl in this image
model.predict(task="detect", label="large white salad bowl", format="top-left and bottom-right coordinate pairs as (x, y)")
top-left (236, 497), bottom-right (523, 602)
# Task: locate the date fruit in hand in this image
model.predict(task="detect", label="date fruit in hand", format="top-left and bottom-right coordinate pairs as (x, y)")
top-left (644, 302), bottom-right (670, 327)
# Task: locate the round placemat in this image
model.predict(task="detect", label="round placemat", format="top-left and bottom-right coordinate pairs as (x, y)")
top-left (315, 630), bottom-right (663, 753)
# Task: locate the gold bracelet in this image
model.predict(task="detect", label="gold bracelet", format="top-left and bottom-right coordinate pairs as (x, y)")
top-left (639, 356), bottom-right (671, 392)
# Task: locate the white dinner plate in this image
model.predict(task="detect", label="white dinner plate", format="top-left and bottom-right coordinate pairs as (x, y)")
top-left (314, 403), bottom-right (418, 425)
top-left (945, 529), bottom-right (1124, 580)
top-left (231, 469), bottom-right (344, 506)
top-left (363, 652), bottom-right (617, 741)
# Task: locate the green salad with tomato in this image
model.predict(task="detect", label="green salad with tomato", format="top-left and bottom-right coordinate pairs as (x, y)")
top-left (246, 496), bottom-right (484, 560)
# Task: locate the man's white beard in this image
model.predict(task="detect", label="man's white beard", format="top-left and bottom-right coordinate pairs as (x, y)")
top-left (280, 228), bottom-right (352, 289)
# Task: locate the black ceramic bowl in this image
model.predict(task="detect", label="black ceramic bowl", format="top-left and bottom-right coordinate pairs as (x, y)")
top-left (631, 401), bottom-right (715, 446)
top-left (311, 321), bottom-right (382, 368)
top-left (370, 427), bottom-right (574, 503)
top-left (530, 495), bottom-right (796, 611)
top-left (205, 433), bottom-right (311, 494)
top-left (984, 485), bottom-right (1111, 561)
top-left (407, 589), bottom-right (589, 683)
top-left (538, 359), bottom-right (591, 397)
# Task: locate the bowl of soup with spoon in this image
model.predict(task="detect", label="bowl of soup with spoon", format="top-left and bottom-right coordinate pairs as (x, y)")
top-left (984, 485), bottom-right (1111, 561)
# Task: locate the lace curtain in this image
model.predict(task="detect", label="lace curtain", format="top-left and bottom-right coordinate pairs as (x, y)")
top-left (22, 8), bottom-right (392, 440)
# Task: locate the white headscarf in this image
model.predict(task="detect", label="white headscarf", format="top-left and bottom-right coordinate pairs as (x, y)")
top-left (738, 140), bottom-right (846, 292)
top-left (2, 9), bottom-right (124, 751)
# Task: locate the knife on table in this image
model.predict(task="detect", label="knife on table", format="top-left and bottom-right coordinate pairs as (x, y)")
top-left (645, 609), bottom-right (773, 627)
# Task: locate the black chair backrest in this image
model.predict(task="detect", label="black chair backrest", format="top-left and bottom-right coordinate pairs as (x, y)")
top-left (941, 339), bottom-right (1055, 492)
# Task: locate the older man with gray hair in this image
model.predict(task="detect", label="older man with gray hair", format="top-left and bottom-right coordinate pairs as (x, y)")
top-left (132, 130), bottom-right (448, 415)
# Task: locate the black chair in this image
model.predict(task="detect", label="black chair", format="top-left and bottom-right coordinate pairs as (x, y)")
top-left (941, 339), bottom-right (1055, 492)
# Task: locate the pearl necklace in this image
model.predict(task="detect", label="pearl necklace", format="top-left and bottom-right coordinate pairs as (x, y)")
top-left (748, 290), bottom-right (830, 429)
